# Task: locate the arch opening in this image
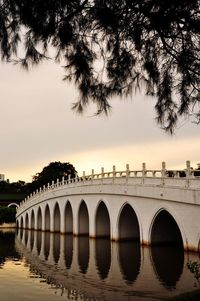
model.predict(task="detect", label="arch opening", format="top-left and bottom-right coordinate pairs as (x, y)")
top-left (20, 216), bottom-right (24, 229)
top-left (96, 202), bottom-right (110, 238)
top-left (54, 203), bottom-right (61, 233)
top-left (151, 210), bottom-right (183, 246)
top-left (31, 210), bottom-right (35, 229)
top-left (8, 203), bottom-right (19, 208)
top-left (78, 201), bottom-right (89, 236)
top-left (118, 204), bottom-right (140, 241)
top-left (45, 205), bottom-right (50, 231)
top-left (25, 213), bottom-right (29, 229)
top-left (37, 207), bottom-right (42, 231)
top-left (65, 202), bottom-right (73, 233)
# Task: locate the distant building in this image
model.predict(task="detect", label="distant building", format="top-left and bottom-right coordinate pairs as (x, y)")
top-left (0, 174), bottom-right (5, 182)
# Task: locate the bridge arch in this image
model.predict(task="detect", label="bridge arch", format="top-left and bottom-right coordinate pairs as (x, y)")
top-left (78, 200), bottom-right (89, 236)
top-left (20, 216), bottom-right (24, 229)
top-left (64, 201), bottom-right (73, 233)
top-left (30, 210), bottom-right (35, 229)
top-left (95, 201), bottom-right (110, 238)
top-left (7, 203), bottom-right (19, 208)
top-left (25, 213), bottom-right (29, 229)
top-left (149, 208), bottom-right (184, 246)
top-left (37, 207), bottom-right (42, 230)
top-left (117, 203), bottom-right (140, 241)
top-left (44, 204), bottom-right (50, 231)
top-left (53, 202), bottom-right (61, 232)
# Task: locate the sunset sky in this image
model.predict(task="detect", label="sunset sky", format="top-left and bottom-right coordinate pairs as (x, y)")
top-left (0, 59), bottom-right (200, 182)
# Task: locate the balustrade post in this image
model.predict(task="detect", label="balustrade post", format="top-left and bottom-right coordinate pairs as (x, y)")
top-left (91, 169), bottom-right (94, 181)
top-left (161, 161), bottom-right (166, 185)
top-left (113, 165), bottom-right (116, 177)
top-left (112, 165), bottom-right (116, 184)
top-left (62, 176), bottom-right (65, 185)
top-left (186, 160), bottom-right (191, 178)
top-left (68, 175), bottom-right (71, 183)
top-left (142, 162), bottom-right (146, 177)
top-left (161, 161), bottom-right (166, 177)
top-left (126, 164), bottom-right (130, 177)
top-left (82, 171), bottom-right (85, 182)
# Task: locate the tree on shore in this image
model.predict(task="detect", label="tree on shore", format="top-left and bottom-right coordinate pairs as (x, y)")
top-left (0, 161), bottom-right (77, 195)
top-left (0, 0), bottom-right (199, 132)
top-left (29, 161), bottom-right (77, 191)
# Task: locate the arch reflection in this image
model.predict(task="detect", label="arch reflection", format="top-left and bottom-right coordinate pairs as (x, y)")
top-left (25, 229), bottom-right (29, 246)
top-left (20, 227), bottom-right (23, 240)
top-left (64, 234), bottom-right (73, 269)
top-left (36, 231), bottom-right (42, 255)
top-left (151, 245), bottom-right (184, 289)
top-left (95, 238), bottom-right (111, 280)
top-left (15, 229), bottom-right (192, 300)
top-left (30, 230), bottom-right (34, 251)
top-left (118, 241), bottom-right (141, 284)
top-left (44, 231), bottom-right (50, 260)
top-left (53, 233), bottom-right (60, 263)
top-left (78, 236), bottom-right (89, 274)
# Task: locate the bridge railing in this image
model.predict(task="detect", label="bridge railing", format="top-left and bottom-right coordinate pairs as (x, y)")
top-left (17, 161), bottom-right (200, 211)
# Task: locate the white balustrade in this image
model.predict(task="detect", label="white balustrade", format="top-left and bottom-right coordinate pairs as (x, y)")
top-left (16, 160), bottom-right (200, 214)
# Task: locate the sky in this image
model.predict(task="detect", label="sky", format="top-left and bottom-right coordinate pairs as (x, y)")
top-left (0, 58), bottom-right (200, 182)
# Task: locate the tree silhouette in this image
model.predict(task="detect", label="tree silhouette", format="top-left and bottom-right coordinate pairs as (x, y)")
top-left (30, 161), bottom-right (77, 191)
top-left (0, 0), bottom-right (199, 132)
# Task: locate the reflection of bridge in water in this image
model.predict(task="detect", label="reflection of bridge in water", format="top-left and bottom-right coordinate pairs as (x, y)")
top-left (16, 229), bottom-right (198, 301)
top-left (16, 162), bottom-right (200, 251)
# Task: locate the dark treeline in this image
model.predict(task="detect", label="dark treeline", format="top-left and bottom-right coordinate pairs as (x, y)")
top-left (0, 207), bottom-right (16, 224)
top-left (0, 161), bottom-right (77, 198)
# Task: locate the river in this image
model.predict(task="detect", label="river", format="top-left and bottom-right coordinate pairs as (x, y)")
top-left (0, 230), bottom-right (199, 301)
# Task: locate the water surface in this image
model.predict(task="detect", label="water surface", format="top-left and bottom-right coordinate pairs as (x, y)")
top-left (0, 230), bottom-right (199, 301)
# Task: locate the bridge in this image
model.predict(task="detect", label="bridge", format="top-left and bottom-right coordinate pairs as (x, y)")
top-left (16, 161), bottom-right (200, 252)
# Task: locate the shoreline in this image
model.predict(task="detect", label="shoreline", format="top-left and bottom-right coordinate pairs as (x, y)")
top-left (0, 222), bottom-right (16, 229)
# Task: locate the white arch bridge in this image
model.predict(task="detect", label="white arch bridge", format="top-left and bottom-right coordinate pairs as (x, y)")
top-left (16, 161), bottom-right (200, 252)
